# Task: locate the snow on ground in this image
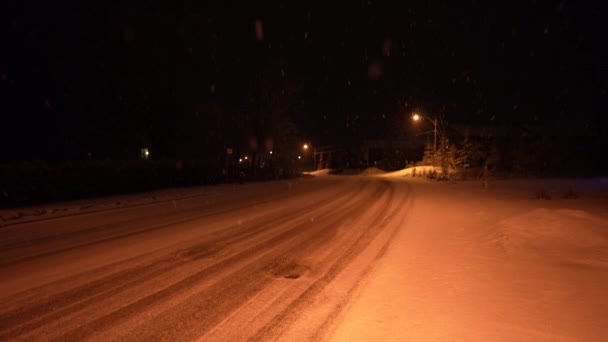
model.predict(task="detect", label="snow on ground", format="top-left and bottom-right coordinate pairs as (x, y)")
top-left (2, 173), bottom-right (608, 340)
top-left (305, 168), bottom-right (332, 176)
top-left (378, 165), bottom-right (443, 177)
top-left (0, 184), bottom-right (249, 227)
top-left (330, 177), bottom-right (608, 341)
top-left (0, 176), bottom-right (402, 340)
top-left (360, 167), bottom-right (385, 175)
top-left (497, 208), bottom-right (608, 264)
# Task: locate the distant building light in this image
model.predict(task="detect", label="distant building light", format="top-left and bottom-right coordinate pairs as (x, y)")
top-left (298, 155), bottom-right (302, 160)
top-left (269, 150), bottom-right (273, 155)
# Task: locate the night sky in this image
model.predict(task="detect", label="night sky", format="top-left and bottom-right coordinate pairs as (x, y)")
top-left (2, 1), bottom-right (607, 161)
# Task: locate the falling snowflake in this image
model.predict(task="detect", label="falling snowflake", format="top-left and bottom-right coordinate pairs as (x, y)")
top-left (255, 19), bottom-right (264, 41)
top-left (382, 37), bottom-right (392, 57)
top-left (368, 60), bottom-right (383, 80)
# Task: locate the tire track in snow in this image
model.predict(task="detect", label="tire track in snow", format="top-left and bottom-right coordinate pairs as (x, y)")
top-left (0, 180), bottom-right (362, 339)
top-left (0, 179), bottom-right (343, 266)
top-left (311, 181), bottom-right (415, 341)
top-left (248, 180), bottom-right (399, 341)
top-left (113, 180), bottom-right (392, 342)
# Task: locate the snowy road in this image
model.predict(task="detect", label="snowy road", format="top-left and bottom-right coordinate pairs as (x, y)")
top-left (3, 175), bottom-right (608, 341)
top-left (0, 177), bottom-right (412, 341)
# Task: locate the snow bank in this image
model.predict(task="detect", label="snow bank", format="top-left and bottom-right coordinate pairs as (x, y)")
top-left (360, 167), bottom-right (385, 175)
top-left (495, 208), bottom-right (608, 265)
top-left (331, 178), bottom-right (608, 341)
top-left (377, 165), bottom-right (442, 178)
top-left (305, 169), bottom-right (331, 176)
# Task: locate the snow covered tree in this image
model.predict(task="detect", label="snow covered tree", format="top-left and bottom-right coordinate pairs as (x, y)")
top-left (421, 142), bottom-right (435, 165)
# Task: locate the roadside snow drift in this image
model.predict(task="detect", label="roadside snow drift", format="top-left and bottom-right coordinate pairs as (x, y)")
top-left (331, 178), bottom-right (608, 342)
top-left (378, 165), bottom-right (442, 177)
top-left (496, 208), bottom-right (608, 265)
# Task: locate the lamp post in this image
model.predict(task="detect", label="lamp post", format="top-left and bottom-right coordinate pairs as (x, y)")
top-left (412, 113), bottom-right (438, 156)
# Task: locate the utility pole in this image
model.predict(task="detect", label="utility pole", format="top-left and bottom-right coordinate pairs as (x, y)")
top-left (433, 116), bottom-right (437, 157)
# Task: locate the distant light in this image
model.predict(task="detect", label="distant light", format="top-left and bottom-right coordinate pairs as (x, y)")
top-left (303, 144), bottom-right (309, 150)
top-left (413, 114), bottom-right (420, 121)
top-left (141, 147), bottom-right (150, 160)
top-left (298, 155), bottom-right (302, 160)
top-left (244, 156), bottom-right (248, 160)
top-left (269, 151), bottom-right (273, 155)
top-left (239, 158), bottom-right (243, 163)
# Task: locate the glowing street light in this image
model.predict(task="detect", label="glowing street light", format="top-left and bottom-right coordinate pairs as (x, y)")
top-left (298, 155), bottom-right (302, 160)
top-left (303, 144), bottom-right (309, 150)
top-left (141, 147), bottom-right (150, 160)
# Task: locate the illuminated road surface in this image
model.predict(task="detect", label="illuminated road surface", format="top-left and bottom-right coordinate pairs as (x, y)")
top-left (0, 177), bottom-right (412, 341)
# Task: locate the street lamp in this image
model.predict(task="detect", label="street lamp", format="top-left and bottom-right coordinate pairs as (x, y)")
top-left (412, 112), bottom-right (438, 156)
top-left (303, 144), bottom-right (309, 150)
